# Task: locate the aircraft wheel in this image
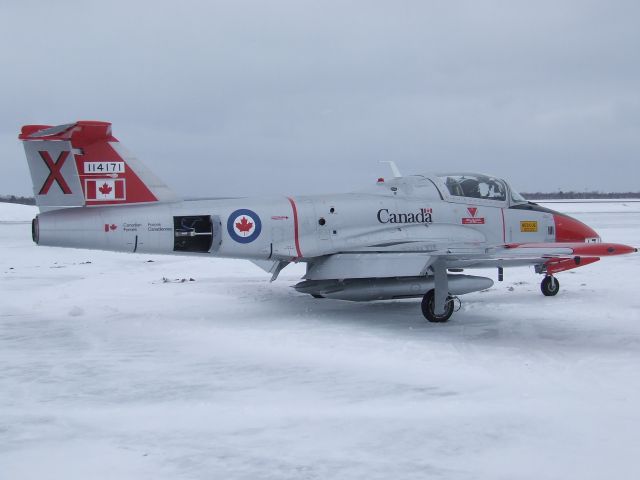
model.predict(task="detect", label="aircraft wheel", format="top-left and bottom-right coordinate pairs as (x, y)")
top-left (421, 289), bottom-right (454, 323)
top-left (541, 276), bottom-right (560, 296)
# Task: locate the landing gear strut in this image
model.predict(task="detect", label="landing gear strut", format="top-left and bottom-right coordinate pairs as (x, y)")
top-left (541, 275), bottom-right (560, 296)
top-left (421, 289), bottom-right (454, 322)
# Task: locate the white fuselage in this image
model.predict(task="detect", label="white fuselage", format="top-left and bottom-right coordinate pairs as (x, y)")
top-left (34, 176), bottom-right (555, 264)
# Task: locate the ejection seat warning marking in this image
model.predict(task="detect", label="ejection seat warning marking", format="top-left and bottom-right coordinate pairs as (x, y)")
top-left (84, 162), bottom-right (125, 174)
top-left (520, 221), bottom-right (538, 232)
top-left (462, 206), bottom-right (485, 224)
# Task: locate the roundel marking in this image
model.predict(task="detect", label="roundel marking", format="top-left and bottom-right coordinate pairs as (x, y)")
top-left (227, 209), bottom-right (262, 243)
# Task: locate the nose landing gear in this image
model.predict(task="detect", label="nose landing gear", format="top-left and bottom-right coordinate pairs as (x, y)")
top-left (541, 275), bottom-right (560, 296)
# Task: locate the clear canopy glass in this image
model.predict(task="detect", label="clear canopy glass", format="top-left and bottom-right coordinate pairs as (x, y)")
top-left (438, 174), bottom-right (507, 201)
top-left (436, 173), bottom-right (529, 205)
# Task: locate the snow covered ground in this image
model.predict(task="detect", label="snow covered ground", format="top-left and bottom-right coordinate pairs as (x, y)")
top-left (1, 201), bottom-right (639, 480)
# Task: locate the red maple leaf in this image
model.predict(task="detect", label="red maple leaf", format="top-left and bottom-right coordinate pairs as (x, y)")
top-left (99, 182), bottom-right (113, 195)
top-left (235, 216), bottom-right (253, 234)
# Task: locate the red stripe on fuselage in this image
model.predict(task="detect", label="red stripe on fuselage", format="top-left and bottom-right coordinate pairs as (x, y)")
top-left (287, 197), bottom-right (303, 259)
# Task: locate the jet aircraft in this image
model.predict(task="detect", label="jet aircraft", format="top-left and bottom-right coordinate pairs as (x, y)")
top-left (20, 121), bottom-right (637, 322)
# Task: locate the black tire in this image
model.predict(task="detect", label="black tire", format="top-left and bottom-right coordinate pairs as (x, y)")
top-left (541, 276), bottom-right (560, 296)
top-left (421, 289), bottom-right (454, 323)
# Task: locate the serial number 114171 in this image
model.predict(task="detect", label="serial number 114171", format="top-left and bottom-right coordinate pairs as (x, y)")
top-left (84, 162), bottom-right (125, 174)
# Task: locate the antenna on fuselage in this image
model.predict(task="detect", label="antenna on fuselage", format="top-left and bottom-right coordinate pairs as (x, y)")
top-left (380, 161), bottom-right (402, 178)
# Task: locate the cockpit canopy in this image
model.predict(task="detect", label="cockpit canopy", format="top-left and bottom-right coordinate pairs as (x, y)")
top-left (436, 173), bottom-right (527, 205)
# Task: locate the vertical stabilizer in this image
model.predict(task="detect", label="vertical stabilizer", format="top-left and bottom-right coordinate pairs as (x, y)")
top-left (19, 121), bottom-right (177, 211)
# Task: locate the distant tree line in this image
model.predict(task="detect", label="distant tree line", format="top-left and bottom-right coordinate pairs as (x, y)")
top-left (522, 191), bottom-right (640, 200)
top-left (0, 195), bottom-right (36, 205)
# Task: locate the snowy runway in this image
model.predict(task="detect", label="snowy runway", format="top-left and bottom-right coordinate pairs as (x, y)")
top-left (1, 202), bottom-right (639, 479)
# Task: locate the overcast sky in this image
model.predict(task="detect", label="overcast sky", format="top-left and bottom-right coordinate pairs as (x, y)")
top-left (2, 0), bottom-right (639, 197)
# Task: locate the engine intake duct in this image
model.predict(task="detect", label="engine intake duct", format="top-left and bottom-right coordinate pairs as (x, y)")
top-left (294, 274), bottom-right (493, 302)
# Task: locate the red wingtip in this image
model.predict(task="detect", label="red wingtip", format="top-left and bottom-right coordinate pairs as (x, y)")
top-left (571, 243), bottom-right (638, 257)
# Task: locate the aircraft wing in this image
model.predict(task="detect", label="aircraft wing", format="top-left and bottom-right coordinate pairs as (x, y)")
top-left (304, 252), bottom-right (436, 280)
top-left (499, 242), bottom-right (635, 258)
top-left (440, 242), bottom-right (636, 273)
top-left (303, 242), bottom-right (636, 280)
top-left (486, 242), bottom-right (635, 273)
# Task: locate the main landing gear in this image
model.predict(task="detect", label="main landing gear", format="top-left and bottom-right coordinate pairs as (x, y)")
top-left (421, 259), bottom-right (456, 322)
top-left (421, 289), bottom-right (455, 323)
top-left (540, 275), bottom-right (560, 296)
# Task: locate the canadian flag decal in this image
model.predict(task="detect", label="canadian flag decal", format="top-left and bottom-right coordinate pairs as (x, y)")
top-left (85, 179), bottom-right (126, 201)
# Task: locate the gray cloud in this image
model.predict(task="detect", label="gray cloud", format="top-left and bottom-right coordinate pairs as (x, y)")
top-left (2, 0), bottom-right (639, 197)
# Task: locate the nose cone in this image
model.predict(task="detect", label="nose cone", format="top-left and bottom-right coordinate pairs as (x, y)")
top-left (553, 213), bottom-right (600, 243)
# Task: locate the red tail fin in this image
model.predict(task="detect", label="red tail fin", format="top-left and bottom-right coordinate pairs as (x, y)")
top-left (20, 121), bottom-right (176, 210)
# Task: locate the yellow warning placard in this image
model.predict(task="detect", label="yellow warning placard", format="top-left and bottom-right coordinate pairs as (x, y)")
top-left (520, 221), bottom-right (538, 232)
